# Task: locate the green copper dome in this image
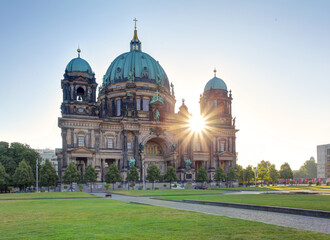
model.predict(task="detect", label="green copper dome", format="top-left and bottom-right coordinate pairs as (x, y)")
top-left (102, 27), bottom-right (170, 89)
top-left (65, 50), bottom-right (93, 74)
top-left (204, 70), bottom-right (227, 92)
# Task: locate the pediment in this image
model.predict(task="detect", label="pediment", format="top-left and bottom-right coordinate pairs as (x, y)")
top-left (217, 151), bottom-right (234, 157)
top-left (70, 147), bottom-right (94, 154)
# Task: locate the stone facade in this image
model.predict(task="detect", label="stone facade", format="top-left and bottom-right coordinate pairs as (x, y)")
top-left (317, 144), bottom-right (330, 178)
top-left (57, 28), bottom-right (238, 182)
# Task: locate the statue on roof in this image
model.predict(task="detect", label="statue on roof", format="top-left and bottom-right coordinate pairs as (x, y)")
top-left (150, 90), bottom-right (163, 104)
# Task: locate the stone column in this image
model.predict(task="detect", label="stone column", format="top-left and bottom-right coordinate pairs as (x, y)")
top-left (122, 131), bottom-right (128, 169)
top-left (133, 132), bottom-right (139, 168)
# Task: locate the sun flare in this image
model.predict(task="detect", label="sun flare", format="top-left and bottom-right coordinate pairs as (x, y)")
top-left (188, 115), bottom-right (206, 133)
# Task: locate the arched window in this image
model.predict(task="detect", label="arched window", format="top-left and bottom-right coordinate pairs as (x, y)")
top-left (144, 141), bottom-right (163, 156)
top-left (77, 87), bottom-right (84, 101)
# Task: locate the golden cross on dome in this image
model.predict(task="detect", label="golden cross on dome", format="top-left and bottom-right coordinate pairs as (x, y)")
top-left (133, 18), bottom-right (138, 29)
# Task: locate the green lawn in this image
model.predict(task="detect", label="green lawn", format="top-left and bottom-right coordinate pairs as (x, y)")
top-left (0, 198), bottom-right (328, 239)
top-left (158, 194), bottom-right (330, 211)
top-left (215, 185), bottom-right (330, 191)
top-left (0, 192), bottom-right (97, 199)
top-left (111, 189), bottom-right (229, 196)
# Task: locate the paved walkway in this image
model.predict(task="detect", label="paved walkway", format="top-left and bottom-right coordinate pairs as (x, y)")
top-left (92, 192), bottom-right (330, 234)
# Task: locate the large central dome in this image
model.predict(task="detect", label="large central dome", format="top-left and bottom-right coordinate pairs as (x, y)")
top-left (102, 26), bottom-right (170, 89)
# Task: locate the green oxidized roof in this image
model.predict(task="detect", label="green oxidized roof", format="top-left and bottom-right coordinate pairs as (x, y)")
top-left (204, 75), bottom-right (227, 92)
top-left (65, 56), bottom-right (93, 74)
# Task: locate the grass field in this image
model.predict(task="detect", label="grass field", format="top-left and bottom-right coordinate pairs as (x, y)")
top-left (216, 186), bottom-right (330, 191)
top-left (158, 194), bottom-right (330, 211)
top-left (0, 192), bottom-right (96, 199)
top-left (0, 198), bottom-right (328, 239)
top-left (111, 189), bottom-right (229, 196)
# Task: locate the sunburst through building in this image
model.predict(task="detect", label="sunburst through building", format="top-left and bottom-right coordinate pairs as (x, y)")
top-left (56, 20), bottom-right (239, 182)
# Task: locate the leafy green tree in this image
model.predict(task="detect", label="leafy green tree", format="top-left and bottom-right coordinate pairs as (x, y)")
top-left (40, 159), bottom-right (58, 192)
top-left (236, 165), bottom-right (244, 184)
top-left (227, 166), bottom-right (238, 187)
top-left (294, 157), bottom-right (317, 178)
top-left (164, 166), bottom-right (178, 189)
top-left (267, 164), bottom-right (279, 184)
top-left (84, 164), bottom-right (98, 192)
top-left (0, 163), bottom-right (10, 192)
top-left (279, 162), bottom-right (293, 184)
top-left (62, 162), bottom-right (79, 191)
top-left (146, 164), bottom-right (161, 190)
top-left (258, 160), bottom-right (271, 170)
top-left (13, 160), bottom-right (34, 190)
top-left (105, 164), bottom-right (122, 190)
top-left (127, 166), bottom-right (139, 183)
top-left (245, 165), bottom-right (255, 185)
top-left (196, 167), bottom-right (208, 183)
top-left (214, 166), bottom-right (226, 184)
top-left (257, 165), bottom-right (267, 183)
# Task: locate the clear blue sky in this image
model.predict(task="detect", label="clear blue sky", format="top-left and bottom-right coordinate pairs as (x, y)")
top-left (1, 0), bottom-right (329, 170)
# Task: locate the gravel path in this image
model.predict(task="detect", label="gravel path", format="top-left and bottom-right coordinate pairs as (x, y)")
top-left (92, 192), bottom-right (330, 234)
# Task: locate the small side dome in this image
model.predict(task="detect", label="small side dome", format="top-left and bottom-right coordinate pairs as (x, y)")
top-left (204, 69), bottom-right (227, 92)
top-left (65, 49), bottom-right (93, 74)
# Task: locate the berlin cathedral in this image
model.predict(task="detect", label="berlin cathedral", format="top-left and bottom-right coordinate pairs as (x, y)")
top-left (57, 21), bottom-right (238, 182)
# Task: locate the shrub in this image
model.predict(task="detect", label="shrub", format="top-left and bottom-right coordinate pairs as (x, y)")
top-left (30, 190), bottom-right (35, 193)
top-left (78, 184), bottom-right (83, 192)
top-left (8, 186), bottom-right (13, 192)
top-left (147, 188), bottom-right (150, 190)
top-left (138, 187), bottom-right (143, 190)
top-left (206, 183), bottom-right (211, 187)
top-left (64, 185), bottom-right (68, 189)
top-left (216, 183), bottom-right (219, 186)
top-left (155, 187), bottom-right (159, 190)
top-left (104, 184), bottom-right (111, 190)
top-left (51, 186), bottom-right (55, 190)
top-left (327, 182), bottom-right (330, 186)
top-left (117, 185), bottom-right (122, 189)
top-left (130, 183), bottom-right (135, 188)
top-left (173, 184), bottom-right (177, 188)
top-left (290, 180), bottom-right (294, 185)
top-left (163, 184), bottom-right (167, 188)
top-left (316, 181), bottom-right (321, 186)
top-left (41, 189), bottom-right (45, 192)
top-left (308, 181), bottom-right (313, 186)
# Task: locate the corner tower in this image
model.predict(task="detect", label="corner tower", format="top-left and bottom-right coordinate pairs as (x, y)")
top-left (200, 69), bottom-right (238, 174)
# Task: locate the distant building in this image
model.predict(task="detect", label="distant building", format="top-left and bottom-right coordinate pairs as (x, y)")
top-left (35, 148), bottom-right (58, 174)
top-left (317, 144), bottom-right (330, 178)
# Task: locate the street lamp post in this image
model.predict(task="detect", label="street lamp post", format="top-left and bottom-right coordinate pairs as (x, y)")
top-left (36, 158), bottom-right (39, 193)
top-left (142, 158), bottom-right (146, 190)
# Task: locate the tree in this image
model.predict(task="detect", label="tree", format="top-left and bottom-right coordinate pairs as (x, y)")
top-left (214, 166), bottom-right (226, 185)
top-left (227, 166), bottom-right (238, 187)
top-left (84, 164), bottom-right (98, 192)
top-left (13, 160), bottom-right (34, 190)
top-left (245, 165), bottom-right (254, 185)
top-left (146, 164), bottom-right (161, 190)
top-left (257, 165), bottom-right (267, 183)
top-left (127, 166), bottom-right (139, 183)
top-left (279, 162), bottom-right (293, 184)
top-left (164, 166), bottom-right (178, 189)
top-left (0, 163), bottom-right (10, 192)
top-left (267, 164), bottom-right (279, 184)
top-left (196, 167), bottom-right (208, 183)
top-left (40, 159), bottom-right (58, 192)
top-left (236, 165), bottom-right (244, 184)
top-left (258, 160), bottom-right (271, 170)
top-left (62, 162), bottom-right (79, 191)
top-left (294, 157), bottom-right (317, 178)
top-left (105, 164), bottom-right (122, 190)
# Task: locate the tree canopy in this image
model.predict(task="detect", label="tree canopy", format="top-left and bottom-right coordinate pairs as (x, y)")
top-left (84, 164), bottom-right (98, 192)
top-left (164, 166), bottom-right (178, 188)
top-left (0, 163), bottom-right (10, 192)
top-left (62, 162), bottom-right (79, 191)
top-left (267, 164), bottom-right (279, 183)
top-left (293, 158), bottom-right (317, 178)
top-left (40, 159), bottom-right (58, 191)
top-left (146, 164), bottom-right (161, 189)
top-left (105, 164), bottom-right (122, 190)
top-left (279, 162), bottom-right (293, 181)
top-left (13, 160), bottom-right (34, 190)
top-left (127, 166), bottom-right (139, 183)
top-left (196, 167), bottom-right (208, 183)
top-left (214, 166), bottom-right (226, 183)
